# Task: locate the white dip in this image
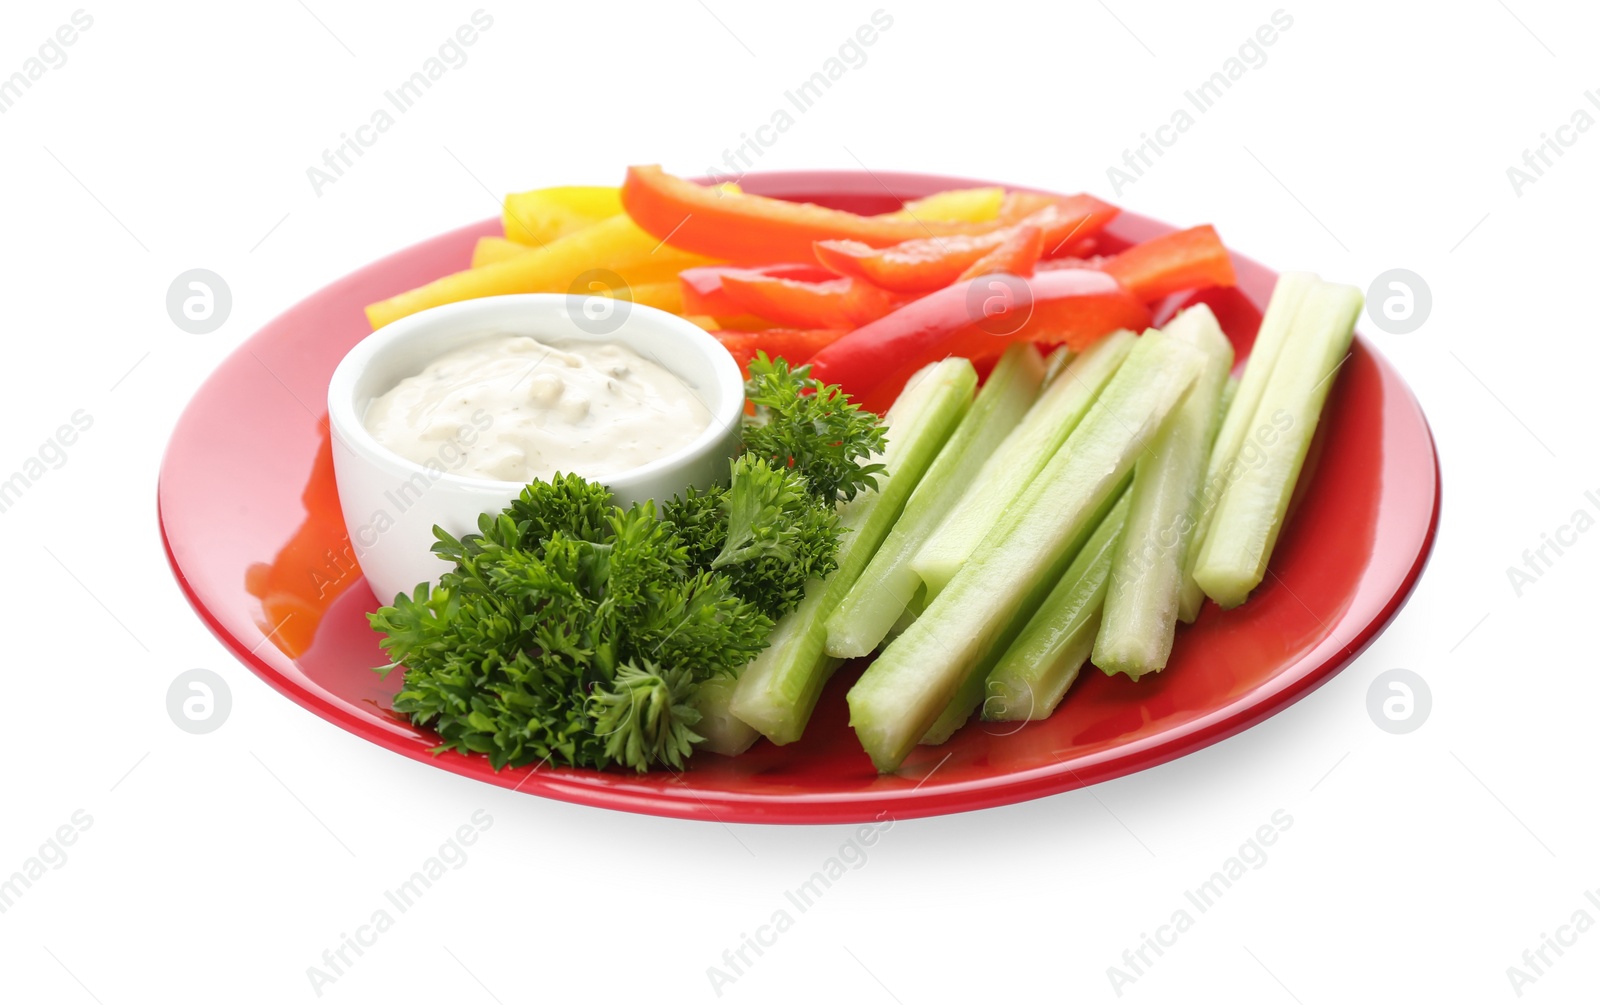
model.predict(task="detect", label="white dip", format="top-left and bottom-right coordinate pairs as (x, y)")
top-left (364, 334), bottom-right (710, 483)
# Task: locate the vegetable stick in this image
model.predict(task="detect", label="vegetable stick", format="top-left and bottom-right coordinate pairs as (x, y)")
top-left (502, 185), bottom-right (622, 245)
top-left (1093, 305), bottom-right (1233, 678)
top-left (1176, 273), bottom-right (1316, 621)
top-left (471, 235), bottom-right (534, 268)
top-left (880, 186), bottom-right (1006, 223)
top-left (1191, 280), bottom-right (1362, 608)
top-left (365, 214), bottom-right (718, 329)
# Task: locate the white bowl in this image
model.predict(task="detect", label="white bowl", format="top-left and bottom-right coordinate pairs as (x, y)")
top-left (327, 294), bottom-right (745, 604)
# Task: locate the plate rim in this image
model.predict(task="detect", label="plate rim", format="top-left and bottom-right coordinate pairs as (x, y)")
top-left (158, 169), bottom-right (1442, 824)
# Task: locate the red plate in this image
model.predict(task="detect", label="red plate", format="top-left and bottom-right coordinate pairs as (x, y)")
top-left (159, 171), bottom-right (1439, 824)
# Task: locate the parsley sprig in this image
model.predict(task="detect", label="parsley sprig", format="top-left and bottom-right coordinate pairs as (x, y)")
top-left (741, 353), bottom-right (887, 505)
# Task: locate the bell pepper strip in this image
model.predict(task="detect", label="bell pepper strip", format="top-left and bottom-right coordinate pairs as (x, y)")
top-left (995, 190), bottom-right (1063, 221)
top-left (957, 225), bottom-right (1043, 281)
top-left (812, 194), bottom-right (1120, 293)
top-left (1098, 224), bottom-right (1236, 302)
top-left (471, 235), bottom-right (534, 268)
top-left (1037, 254), bottom-right (1109, 271)
top-left (678, 263), bottom-right (836, 317)
top-left (718, 272), bottom-right (907, 329)
top-left (621, 164), bottom-right (1016, 263)
top-left (1049, 235), bottom-right (1100, 259)
top-left (711, 328), bottom-right (851, 377)
top-left (366, 213), bottom-right (717, 329)
top-left (807, 269), bottom-right (1151, 414)
top-left (608, 279), bottom-right (684, 314)
top-left (502, 185), bottom-right (623, 245)
top-left (879, 186), bottom-right (1005, 223)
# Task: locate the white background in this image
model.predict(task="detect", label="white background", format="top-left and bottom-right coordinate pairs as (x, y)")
top-left (1, 1), bottom-right (1596, 1002)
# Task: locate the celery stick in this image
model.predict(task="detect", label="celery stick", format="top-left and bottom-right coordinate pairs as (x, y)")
top-left (825, 343), bottom-right (1047, 658)
top-left (692, 675), bottom-right (760, 756)
top-left (1176, 274), bottom-right (1316, 623)
top-left (729, 358), bottom-right (977, 745)
top-left (1191, 280), bottom-right (1362, 608)
top-left (1218, 374), bottom-right (1240, 419)
top-left (847, 331), bottom-right (1204, 772)
top-left (986, 492), bottom-right (1130, 720)
top-left (911, 329), bottom-right (1136, 598)
top-left (1093, 306), bottom-right (1234, 678)
top-left (919, 478), bottom-right (1128, 743)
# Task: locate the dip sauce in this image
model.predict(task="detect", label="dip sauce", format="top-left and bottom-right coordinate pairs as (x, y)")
top-left (364, 335), bottom-right (710, 482)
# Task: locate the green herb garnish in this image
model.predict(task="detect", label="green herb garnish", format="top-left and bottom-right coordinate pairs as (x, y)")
top-left (741, 353), bottom-right (887, 505)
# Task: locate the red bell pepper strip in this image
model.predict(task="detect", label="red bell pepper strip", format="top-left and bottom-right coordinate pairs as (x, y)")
top-left (1048, 235), bottom-right (1099, 259)
top-left (1098, 224), bottom-right (1236, 302)
top-left (807, 269), bottom-right (1151, 414)
top-left (718, 273), bottom-right (906, 329)
top-left (622, 165), bottom-right (1012, 262)
top-left (679, 263), bottom-right (835, 316)
top-left (957, 225), bottom-right (1043, 281)
top-left (812, 195), bottom-right (1120, 293)
top-left (712, 328), bottom-right (851, 377)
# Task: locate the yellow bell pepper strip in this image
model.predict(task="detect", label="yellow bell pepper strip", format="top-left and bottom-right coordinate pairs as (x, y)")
top-left (501, 185), bottom-right (622, 245)
top-left (365, 213), bottom-right (717, 329)
top-left (879, 186), bottom-right (1005, 223)
top-left (470, 235), bottom-right (534, 268)
top-left (621, 165), bottom-right (1015, 263)
top-left (609, 280), bottom-right (684, 314)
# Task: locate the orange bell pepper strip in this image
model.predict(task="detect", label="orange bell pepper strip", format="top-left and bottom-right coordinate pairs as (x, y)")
top-left (1097, 224), bottom-right (1236, 302)
top-left (718, 273), bottom-right (907, 329)
top-left (812, 194), bottom-right (1120, 293)
top-left (621, 165), bottom-right (1017, 263)
top-left (957, 225), bottom-right (1044, 281)
top-left (711, 328), bottom-right (851, 377)
top-left (806, 269), bottom-right (1151, 414)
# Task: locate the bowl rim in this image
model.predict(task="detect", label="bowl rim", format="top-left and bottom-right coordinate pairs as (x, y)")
top-left (324, 293), bottom-right (746, 493)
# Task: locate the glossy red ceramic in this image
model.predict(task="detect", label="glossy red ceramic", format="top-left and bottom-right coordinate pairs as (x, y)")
top-left (158, 171), bottom-right (1440, 823)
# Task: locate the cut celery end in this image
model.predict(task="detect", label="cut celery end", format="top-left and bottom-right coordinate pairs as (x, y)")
top-left (921, 477), bottom-right (1128, 743)
top-left (728, 358), bottom-right (977, 744)
top-left (1192, 280), bottom-right (1362, 609)
top-left (1093, 306), bottom-right (1234, 678)
top-left (911, 329), bottom-right (1136, 599)
top-left (847, 331), bottom-right (1204, 772)
top-left (986, 492), bottom-right (1130, 720)
top-left (692, 674), bottom-right (761, 756)
top-left (825, 343), bottom-right (1046, 659)
top-left (1178, 275), bottom-right (1315, 617)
